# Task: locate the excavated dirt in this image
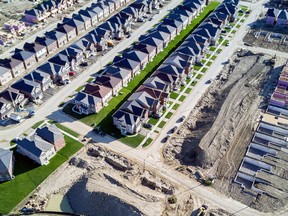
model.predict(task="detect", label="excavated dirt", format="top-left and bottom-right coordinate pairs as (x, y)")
top-left (163, 50), bottom-right (288, 212)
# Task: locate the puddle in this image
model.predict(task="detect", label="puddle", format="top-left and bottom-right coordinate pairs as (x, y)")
top-left (45, 194), bottom-right (73, 213)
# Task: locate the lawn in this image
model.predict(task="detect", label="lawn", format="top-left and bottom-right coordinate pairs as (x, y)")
top-left (142, 138), bottom-right (153, 148)
top-left (63, 2), bottom-right (219, 146)
top-left (86, 77), bottom-right (94, 83)
top-left (0, 136), bottom-right (83, 214)
top-left (209, 46), bottom-right (216, 51)
top-left (232, 30), bottom-right (236, 34)
top-left (55, 123), bottom-right (80, 138)
top-left (75, 85), bottom-right (84, 92)
top-left (211, 55), bottom-right (217, 60)
top-left (148, 117), bottom-right (159, 125)
top-left (236, 24), bottom-right (241, 28)
top-left (202, 68), bottom-right (208, 73)
top-left (185, 88), bottom-right (192, 94)
top-left (158, 121), bottom-right (166, 128)
top-left (206, 61), bottom-right (213, 66)
top-left (165, 112), bottom-right (173, 119)
top-left (216, 48), bottom-right (222, 54)
top-left (196, 74), bottom-right (203, 79)
top-left (31, 120), bottom-right (45, 129)
top-left (119, 134), bottom-right (145, 148)
top-left (170, 92), bottom-right (179, 99)
top-left (172, 103), bottom-right (180, 110)
top-left (194, 65), bottom-right (201, 71)
top-left (206, 54), bottom-right (211, 58)
top-left (179, 95), bottom-right (186, 102)
top-left (223, 40), bottom-right (229, 46)
top-left (191, 81), bottom-right (197, 86)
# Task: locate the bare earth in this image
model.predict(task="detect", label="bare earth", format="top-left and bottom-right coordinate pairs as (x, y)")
top-left (163, 50), bottom-right (288, 212)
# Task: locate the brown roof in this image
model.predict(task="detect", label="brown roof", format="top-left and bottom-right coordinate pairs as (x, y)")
top-left (137, 86), bottom-right (169, 100)
top-left (94, 75), bottom-right (122, 89)
top-left (83, 83), bottom-right (112, 99)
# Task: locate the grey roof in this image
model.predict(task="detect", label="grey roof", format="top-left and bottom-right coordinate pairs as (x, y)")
top-left (0, 66), bottom-right (11, 76)
top-left (36, 124), bottom-right (64, 144)
top-left (12, 50), bottom-right (35, 61)
top-left (17, 135), bottom-right (54, 157)
top-left (24, 70), bottom-right (50, 83)
top-left (120, 100), bottom-right (147, 117)
top-left (113, 57), bottom-right (139, 70)
top-left (113, 109), bottom-right (140, 126)
top-left (11, 78), bottom-right (41, 94)
top-left (0, 149), bottom-right (13, 173)
top-left (74, 91), bottom-right (101, 105)
top-left (122, 50), bottom-right (148, 63)
top-left (104, 66), bottom-right (131, 79)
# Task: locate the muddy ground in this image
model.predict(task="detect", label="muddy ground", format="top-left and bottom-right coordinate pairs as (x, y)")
top-left (163, 50), bottom-right (288, 212)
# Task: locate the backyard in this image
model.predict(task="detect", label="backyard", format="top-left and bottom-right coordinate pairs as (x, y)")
top-left (62, 2), bottom-right (220, 147)
top-left (0, 136), bottom-right (83, 214)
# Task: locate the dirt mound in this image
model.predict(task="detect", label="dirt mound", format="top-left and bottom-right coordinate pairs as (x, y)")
top-left (67, 177), bottom-right (143, 216)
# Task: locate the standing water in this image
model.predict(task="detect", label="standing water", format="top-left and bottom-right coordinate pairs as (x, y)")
top-left (45, 194), bottom-right (74, 213)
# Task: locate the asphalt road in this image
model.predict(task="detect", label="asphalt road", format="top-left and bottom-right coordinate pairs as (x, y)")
top-left (0, 0), bottom-right (187, 141)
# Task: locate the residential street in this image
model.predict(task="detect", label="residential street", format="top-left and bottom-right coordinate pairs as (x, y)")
top-left (1, 0), bottom-right (288, 215)
top-left (0, 0), bottom-right (183, 141)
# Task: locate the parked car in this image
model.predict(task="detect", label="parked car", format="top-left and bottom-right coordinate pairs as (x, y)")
top-left (179, 116), bottom-right (185, 122)
top-left (149, 17), bottom-right (153, 21)
top-left (69, 71), bottom-right (76, 76)
top-left (61, 79), bottom-right (71, 85)
top-left (221, 30), bottom-right (227, 33)
top-left (137, 18), bottom-right (144, 22)
top-left (171, 126), bottom-right (178, 133)
top-left (205, 79), bottom-right (211, 84)
top-left (162, 135), bottom-right (170, 143)
top-left (80, 62), bottom-right (88, 67)
top-left (143, 123), bottom-right (152, 129)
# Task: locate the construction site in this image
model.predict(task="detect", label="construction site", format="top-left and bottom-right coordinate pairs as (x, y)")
top-left (163, 50), bottom-right (288, 212)
top-left (19, 144), bottom-right (212, 216)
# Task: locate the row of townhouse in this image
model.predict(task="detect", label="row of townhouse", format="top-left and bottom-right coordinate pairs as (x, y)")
top-left (0, 124), bottom-right (65, 183)
top-left (112, 0), bottom-right (239, 135)
top-left (0, 0), bottom-right (135, 87)
top-left (234, 61), bottom-right (288, 194)
top-left (269, 62), bottom-right (288, 109)
top-left (71, 0), bottom-right (207, 117)
top-left (266, 8), bottom-right (288, 26)
top-left (0, 0), bottom-right (156, 119)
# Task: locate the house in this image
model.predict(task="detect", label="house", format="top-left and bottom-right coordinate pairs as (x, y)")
top-left (0, 88), bottom-right (28, 112)
top-left (60, 46), bottom-right (84, 65)
top-left (133, 43), bottom-right (157, 61)
top-left (94, 27), bottom-right (111, 40)
top-left (79, 9), bottom-right (98, 26)
top-left (122, 50), bottom-right (149, 69)
top-left (148, 30), bottom-right (170, 48)
top-left (177, 42), bottom-right (203, 62)
top-left (186, 34), bottom-right (210, 50)
top-left (113, 109), bottom-right (141, 134)
top-left (166, 52), bottom-right (194, 76)
top-left (137, 85), bottom-right (169, 108)
top-left (36, 125), bottom-right (65, 151)
top-left (196, 22), bottom-right (221, 45)
top-left (35, 36), bottom-right (58, 55)
top-left (73, 14), bottom-right (92, 31)
top-left (93, 2), bottom-right (110, 17)
top-left (277, 10), bottom-right (288, 26)
top-left (140, 36), bottom-right (164, 54)
top-left (23, 42), bottom-right (47, 61)
top-left (109, 0), bottom-right (121, 10)
top-left (120, 100), bottom-right (148, 120)
top-left (12, 49), bottom-right (37, 70)
top-left (45, 30), bottom-right (68, 48)
top-left (72, 91), bottom-right (103, 114)
top-left (0, 58), bottom-right (25, 78)
top-left (113, 57), bottom-right (141, 77)
top-left (24, 8), bottom-right (46, 23)
top-left (57, 23), bottom-right (77, 41)
top-left (72, 38), bottom-right (96, 58)
top-left (94, 75), bottom-right (122, 96)
top-left (143, 76), bottom-right (171, 92)
top-left (152, 71), bottom-right (179, 90)
top-left (17, 135), bottom-right (56, 165)
top-left (157, 24), bottom-right (178, 41)
top-left (162, 18), bottom-right (183, 34)
top-left (109, 15), bottom-right (131, 34)
top-left (83, 83), bottom-right (113, 106)
top-left (11, 79), bottom-right (43, 102)
top-left (158, 63), bottom-right (186, 84)
top-left (266, 8), bottom-right (279, 25)
top-left (104, 65), bottom-right (132, 87)
top-left (38, 61), bottom-right (69, 83)
top-left (169, 13), bottom-right (189, 29)
top-left (0, 98), bottom-right (13, 119)
top-left (122, 6), bottom-right (138, 20)
top-left (0, 149), bottom-right (14, 182)
top-left (88, 6), bottom-right (104, 22)
top-left (128, 90), bottom-right (166, 117)
top-left (84, 32), bottom-right (107, 51)
top-left (49, 53), bottom-right (74, 71)
top-left (24, 70), bottom-right (53, 91)
top-left (99, 21), bottom-right (122, 39)
top-left (0, 66), bottom-right (13, 86)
